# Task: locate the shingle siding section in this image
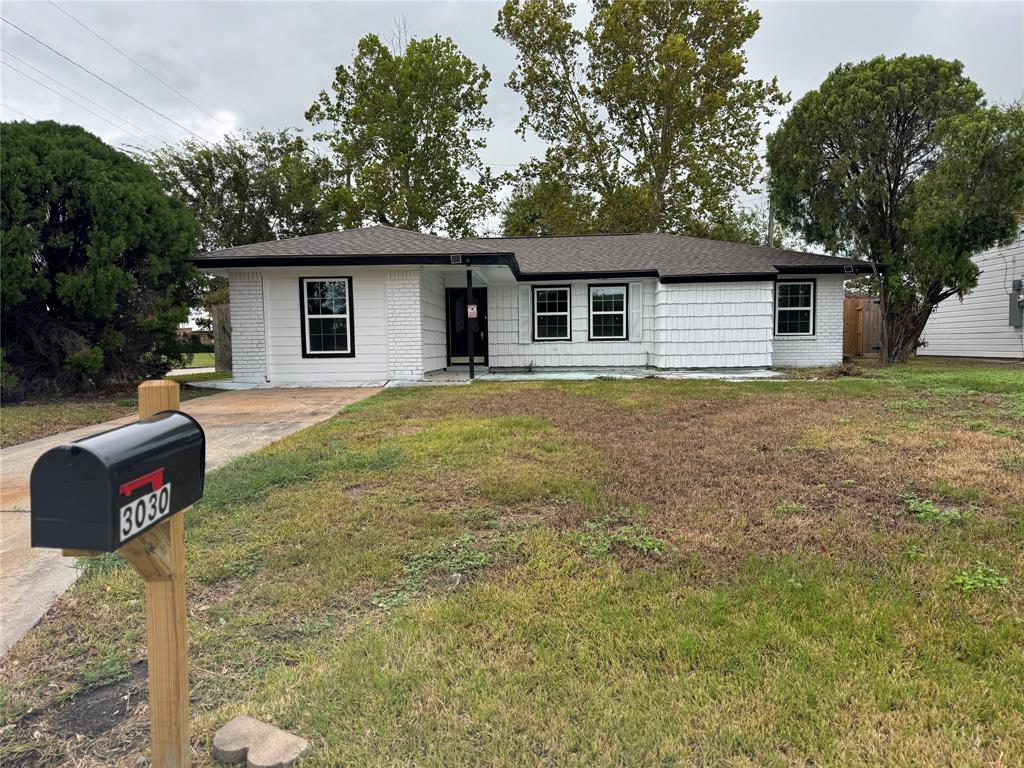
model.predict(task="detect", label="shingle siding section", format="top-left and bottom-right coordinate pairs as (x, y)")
top-left (386, 270), bottom-right (424, 379)
top-left (488, 280), bottom-right (657, 368)
top-left (654, 282), bottom-right (774, 368)
top-left (228, 270), bottom-right (266, 382)
top-left (771, 275), bottom-right (845, 368)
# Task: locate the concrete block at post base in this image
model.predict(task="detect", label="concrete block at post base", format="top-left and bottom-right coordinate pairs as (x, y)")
top-left (212, 715), bottom-right (310, 768)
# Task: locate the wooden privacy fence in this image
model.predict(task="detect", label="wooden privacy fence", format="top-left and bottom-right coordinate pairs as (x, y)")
top-left (843, 297), bottom-right (882, 357)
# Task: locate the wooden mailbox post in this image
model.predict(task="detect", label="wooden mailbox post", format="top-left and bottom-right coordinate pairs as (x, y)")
top-left (31, 380), bottom-right (202, 767)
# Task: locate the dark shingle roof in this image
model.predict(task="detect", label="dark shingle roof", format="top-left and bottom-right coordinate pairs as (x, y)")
top-left (192, 225), bottom-right (872, 279)
top-left (194, 225), bottom-right (507, 260)
top-left (480, 233), bottom-right (868, 278)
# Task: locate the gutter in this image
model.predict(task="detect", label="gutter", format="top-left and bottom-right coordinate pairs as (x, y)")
top-left (190, 254), bottom-right (877, 283)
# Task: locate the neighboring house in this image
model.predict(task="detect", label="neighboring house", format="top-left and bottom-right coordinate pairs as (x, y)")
top-left (191, 226), bottom-right (872, 385)
top-left (920, 229), bottom-right (1024, 360)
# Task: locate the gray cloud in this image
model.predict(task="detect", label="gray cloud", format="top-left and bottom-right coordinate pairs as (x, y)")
top-left (2, 1), bottom-right (1021, 194)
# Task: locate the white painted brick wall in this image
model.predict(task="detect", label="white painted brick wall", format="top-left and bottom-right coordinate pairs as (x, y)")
top-left (420, 271), bottom-right (447, 372)
top-left (386, 270), bottom-right (424, 379)
top-left (654, 281), bottom-right (774, 368)
top-left (771, 275), bottom-right (845, 368)
top-left (227, 270), bottom-right (266, 382)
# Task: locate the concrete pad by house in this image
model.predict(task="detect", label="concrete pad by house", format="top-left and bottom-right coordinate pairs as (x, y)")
top-left (0, 386), bottom-right (379, 655)
top-left (212, 715), bottom-right (309, 768)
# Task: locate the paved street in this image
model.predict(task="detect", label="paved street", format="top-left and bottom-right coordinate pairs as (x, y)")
top-left (0, 386), bottom-right (380, 654)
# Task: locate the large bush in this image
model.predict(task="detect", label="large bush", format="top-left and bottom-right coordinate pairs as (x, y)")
top-left (1, 121), bottom-right (200, 397)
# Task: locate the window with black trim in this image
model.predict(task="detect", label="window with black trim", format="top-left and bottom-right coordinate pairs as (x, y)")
top-left (301, 277), bottom-right (354, 356)
top-left (775, 281), bottom-right (814, 335)
top-left (589, 284), bottom-right (627, 340)
top-left (533, 286), bottom-right (570, 341)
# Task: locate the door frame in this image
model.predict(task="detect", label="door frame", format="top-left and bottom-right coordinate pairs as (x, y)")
top-left (445, 287), bottom-right (488, 366)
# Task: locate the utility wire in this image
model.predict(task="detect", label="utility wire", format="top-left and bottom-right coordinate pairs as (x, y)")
top-left (47, 1), bottom-right (226, 125)
top-left (1, 15), bottom-right (209, 142)
top-left (2, 60), bottom-right (156, 148)
top-left (3, 50), bottom-right (168, 145)
top-left (1, 101), bottom-right (34, 120)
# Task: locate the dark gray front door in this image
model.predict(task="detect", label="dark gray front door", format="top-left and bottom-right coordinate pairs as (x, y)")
top-left (446, 288), bottom-right (487, 365)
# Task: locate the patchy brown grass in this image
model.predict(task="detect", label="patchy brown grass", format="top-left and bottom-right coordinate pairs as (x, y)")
top-left (2, 365), bottom-right (1022, 767)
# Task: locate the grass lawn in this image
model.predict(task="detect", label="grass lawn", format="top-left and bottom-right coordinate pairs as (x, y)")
top-left (1, 359), bottom-right (1022, 766)
top-left (0, 382), bottom-right (220, 448)
top-left (182, 352), bottom-right (215, 368)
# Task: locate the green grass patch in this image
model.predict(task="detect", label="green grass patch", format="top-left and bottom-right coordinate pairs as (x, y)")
top-left (578, 515), bottom-right (667, 557)
top-left (182, 351), bottom-right (214, 368)
top-left (949, 562), bottom-right (1010, 593)
top-left (903, 494), bottom-right (964, 525)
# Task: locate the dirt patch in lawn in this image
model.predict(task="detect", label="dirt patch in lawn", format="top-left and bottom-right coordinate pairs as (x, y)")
top-left (459, 385), bottom-right (1023, 569)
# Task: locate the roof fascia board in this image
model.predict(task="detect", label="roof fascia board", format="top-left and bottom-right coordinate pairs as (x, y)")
top-left (193, 252), bottom-right (521, 273)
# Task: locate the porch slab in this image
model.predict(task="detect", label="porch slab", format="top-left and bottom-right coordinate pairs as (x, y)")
top-left (481, 367), bottom-right (783, 382)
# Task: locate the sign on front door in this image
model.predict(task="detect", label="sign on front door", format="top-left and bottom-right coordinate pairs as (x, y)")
top-left (467, 304), bottom-right (478, 319)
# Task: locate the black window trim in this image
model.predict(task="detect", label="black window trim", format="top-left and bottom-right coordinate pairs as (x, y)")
top-left (532, 284), bottom-right (572, 342)
top-left (299, 276), bottom-right (356, 358)
top-left (587, 283), bottom-right (629, 341)
top-left (774, 278), bottom-right (816, 336)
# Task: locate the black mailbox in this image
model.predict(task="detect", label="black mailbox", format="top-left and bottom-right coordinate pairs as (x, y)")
top-left (31, 411), bottom-right (205, 552)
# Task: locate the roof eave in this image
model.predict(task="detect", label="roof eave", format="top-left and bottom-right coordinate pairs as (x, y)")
top-left (191, 252), bottom-right (520, 272)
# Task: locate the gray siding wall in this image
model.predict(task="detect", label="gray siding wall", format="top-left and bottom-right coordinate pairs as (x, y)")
top-left (420, 270), bottom-right (447, 373)
top-left (920, 232), bottom-right (1024, 360)
top-left (487, 279), bottom-right (657, 368)
top-left (771, 274), bottom-right (845, 368)
top-left (654, 281), bottom-right (774, 368)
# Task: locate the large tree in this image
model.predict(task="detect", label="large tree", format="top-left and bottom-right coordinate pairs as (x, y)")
top-left (150, 129), bottom-right (341, 370)
top-left (1, 121), bottom-right (199, 396)
top-left (149, 129), bottom-right (343, 252)
top-left (767, 55), bottom-right (1024, 362)
top-left (495, 0), bottom-right (786, 236)
top-left (306, 34), bottom-right (498, 237)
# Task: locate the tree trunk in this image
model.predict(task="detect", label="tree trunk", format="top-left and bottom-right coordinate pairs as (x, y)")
top-left (881, 301), bottom-right (933, 364)
top-left (211, 303), bottom-right (232, 372)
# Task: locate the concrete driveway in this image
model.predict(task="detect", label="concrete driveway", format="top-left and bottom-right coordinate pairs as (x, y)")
top-left (0, 386), bottom-right (380, 655)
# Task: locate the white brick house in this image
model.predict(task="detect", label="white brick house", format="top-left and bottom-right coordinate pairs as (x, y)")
top-left (193, 226), bottom-right (867, 385)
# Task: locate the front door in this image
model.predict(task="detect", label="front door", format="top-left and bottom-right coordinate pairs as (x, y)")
top-left (446, 288), bottom-right (487, 365)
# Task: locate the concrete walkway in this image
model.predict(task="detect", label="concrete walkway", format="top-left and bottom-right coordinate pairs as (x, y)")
top-left (0, 387), bottom-right (380, 655)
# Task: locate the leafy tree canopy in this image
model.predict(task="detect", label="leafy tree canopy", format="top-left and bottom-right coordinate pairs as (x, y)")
top-left (1, 121), bottom-right (199, 395)
top-left (150, 128), bottom-right (343, 311)
top-left (150, 128), bottom-right (343, 253)
top-left (502, 162), bottom-right (776, 246)
top-left (306, 33), bottom-right (498, 237)
top-left (495, 0), bottom-right (786, 237)
top-left (767, 55), bottom-right (1024, 362)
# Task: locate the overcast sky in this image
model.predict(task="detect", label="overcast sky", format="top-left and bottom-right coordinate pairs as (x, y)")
top-left (2, 0), bottom-right (1022, 215)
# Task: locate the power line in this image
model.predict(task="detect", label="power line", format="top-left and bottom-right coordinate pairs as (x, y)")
top-left (3, 50), bottom-right (168, 145)
top-left (2, 60), bottom-right (156, 148)
top-left (0, 15), bottom-right (209, 143)
top-left (1, 101), bottom-right (34, 120)
top-left (47, 1), bottom-right (226, 126)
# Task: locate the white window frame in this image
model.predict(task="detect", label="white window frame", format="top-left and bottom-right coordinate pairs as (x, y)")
top-left (533, 285), bottom-right (571, 341)
top-left (775, 280), bottom-right (815, 336)
top-left (589, 284), bottom-right (628, 340)
top-left (301, 277), bottom-right (354, 356)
